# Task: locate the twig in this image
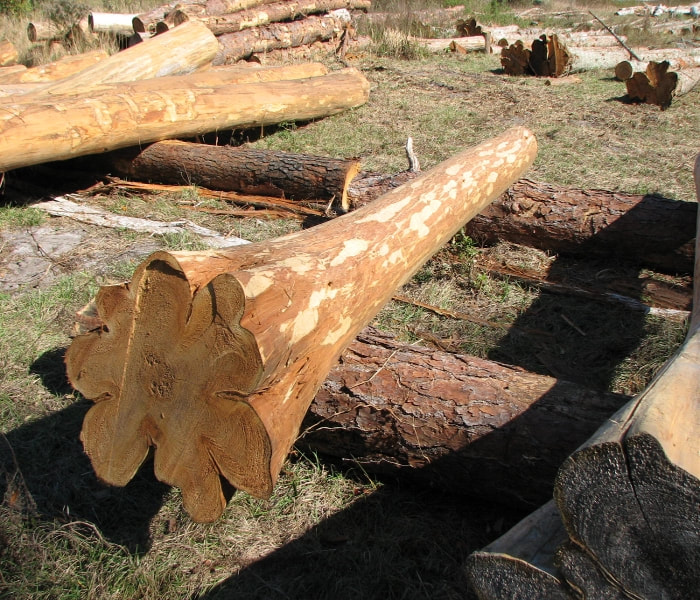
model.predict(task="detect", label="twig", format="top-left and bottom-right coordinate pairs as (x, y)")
top-left (405, 137), bottom-right (421, 172)
top-left (589, 10), bottom-right (641, 60)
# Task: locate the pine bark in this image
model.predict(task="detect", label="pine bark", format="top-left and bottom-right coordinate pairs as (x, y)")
top-left (466, 154), bottom-right (700, 600)
top-left (108, 139), bottom-right (361, 206)
top-left (214, 13), bottom-right (349, 64)
top-left (64, 127), bottom-right (538, 522)
top-left (0, 67), bottom-right (370, 172)
top-left (299, 327), bottom-right (629, 509)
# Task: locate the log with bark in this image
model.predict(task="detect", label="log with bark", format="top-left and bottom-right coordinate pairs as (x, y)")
top-left (213, 11), bottom-right (350, 64)
top-left (0, 66), bottom-right (369, 172)
top-left (64, 127), bottom-right (538, 522)
top-left (132, 0), bottom-right (207, 33)
top-left (108, 139), bottom-right (361, 206)
top-left (297, 326), bottom-right (629, 509)
top-left (206, 0), bottom-right (279, 16)
top-left (466, 154), bottom-right (700, 600)
top-left (165, 0), bottom-right (371, 34)
top-left (625, 61), bottom-right (700, 109)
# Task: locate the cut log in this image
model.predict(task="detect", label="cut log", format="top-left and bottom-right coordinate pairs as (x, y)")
top-left (298, 327), bottom-right (629, 509)
top-left (64, 127), bottom-right (537, 522)
top-left (625, 62), bottom-right (700, 109)
top-left (615, 57), bottom-right (700, 81)
top-left (206, 0), bottom-right (279, 16)
top-left (214, 12), bottom-right (349, 64)
top-left (88, 12), bottom-right (138, 35)
top-left (168, 0), bottom-right (370, 35)
top-left (0, 67), bottom-right (369, 172)
top-left (466, 154), bottom-right (700, 599)
top-left (26, 20), bottom-right (62, 42)
top-left (132, 1), bottom-right (207, 33)
top-left (0, 39), bottom-right (18, 66)
top-left (414, 35), bottom-right (489, 54)
top-left (0, 50), bottom-right (108, 85)
top-left (353, 175), bottom-right (697, 275)
top-left (107, 139), bottom-right (361, 206)
top-left (37, 21), bottom-right (218, 96)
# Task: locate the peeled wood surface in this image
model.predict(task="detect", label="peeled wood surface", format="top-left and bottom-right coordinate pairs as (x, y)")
top-left (0, 67), bottom-right (369, 172)
top-left (37, 21), bottom-right (218, 95)
top-left (88, 12), bottom-right (137, 34)
top-left (173, 0), bottom-right (370, 35)
top-left (0, 50), bottom-right (108, 85)
top-left (300, 327), bottom-right (629, 509)
top-left (65, 127), bottom-right (537, 522)
top-left (206, 0), bottom-right (278, 16)
top-left (109, 139), bottom-right (361, 205)
top-left (214, 13), bottom-right (348, 64)
top-left (0, 40), bottom-right (18, 66)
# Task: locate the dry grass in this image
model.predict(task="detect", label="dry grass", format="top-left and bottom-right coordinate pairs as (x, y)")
top-left (0, 0), bottom-right (698, 598)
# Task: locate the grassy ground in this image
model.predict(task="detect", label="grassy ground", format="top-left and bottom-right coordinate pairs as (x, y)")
top-left (0, 0), bottom-right (698, 598)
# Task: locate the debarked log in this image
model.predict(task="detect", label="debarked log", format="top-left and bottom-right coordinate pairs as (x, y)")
top-left (108, 139), bottom-right (361, 205)
top-left (0, 67), bottom-right (370, 172)
top-left (299, 327), bottom-right (630, 509)
top-left (466, 154), bottom-right (700, 600)
top-left (0, 49), bottom-right (108, 85)
top-left (213, 13), bottom-right (349, 64)
top-left (64, 127), bottom-right (538, 522)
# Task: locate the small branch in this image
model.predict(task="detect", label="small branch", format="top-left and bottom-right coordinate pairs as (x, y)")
top-left (405, 137), bottom-right (421, 173)
top-left (589, 10), bottom-right (641, 60)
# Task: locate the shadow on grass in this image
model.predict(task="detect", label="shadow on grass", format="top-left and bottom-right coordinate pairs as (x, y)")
top-left (0, 349), bottom-right (170, 554)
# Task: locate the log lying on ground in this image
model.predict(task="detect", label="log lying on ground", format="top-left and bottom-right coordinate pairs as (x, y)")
top-left (64, 127), bottom-right (537, 522)
top-left (88, 12), bottom-right (138, 35)
top-left (0, 67), bottom-right (369, 172)
top-left (132, 0), bottom-right (207, 32)
top-left (206, 0), bottom-right (278, 16)
top-left (108, 139), bottom-right (361, 206)
top-left (466, 155), bottom-right (700, 600)
top-left (214, 12), bottom-right (349, 64)
top-left (26, 20), bottom-right (62, 42)
top-left (614, 57), bottom-right (700, 81)
top-left (166, 0), bottom-right (370, 34)
top-left (415, 35), bottom-right (490, 54)
top-left (38, 21), bottom-right (218, 95)
top-left (0, 50), bottom-right (108, 85)
top-left (625, 61), bottom-right (700, 109)
top-left (353, 175), bottom-right (696, 275)
top-left (0, 39), bottom-right (18, 66)
top-left (298, 327), bottom-right (629, 509)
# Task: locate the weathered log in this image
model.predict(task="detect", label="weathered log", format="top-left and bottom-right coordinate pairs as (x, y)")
top-left (214, 12), bottom-right (349, 64)
top-left (64, 127), bottom-right (537, 522)
top-left (298, 327), bottom-right (629, 509)
top-left (0, 39), bottom-right (18, 66)
top-left (132, 1), bottom-right (207, 33)
top-left (168, 0), bottom-right (370, 35)
top-left (37, 21), bottom-right (218, 95)
top-left (625, 62), bottom-right (700, 109)
top-left (26, 20), bottom-right (61, 42)
top-left (0, 50), bottom-right (108, 85)
top-left (108, 139), bottom-right (361, 206)
top-left (0, 67), bottom-right (369, 172)
top-left (206, 0), bottom-right (279, 16)
top-left (414, 35), bottom-right (489, 54)
top-left (614, 57), bottom-right (700, 81)
top-left (88, 12), bottom-right (138, 35)
top-left (466, 154), bottom-right (700, 600)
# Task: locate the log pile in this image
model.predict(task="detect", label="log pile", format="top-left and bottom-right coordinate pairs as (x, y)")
top-left (465, 154), bottom-right (700, 599)
top-left (0, 21), bottom-right (370, 172)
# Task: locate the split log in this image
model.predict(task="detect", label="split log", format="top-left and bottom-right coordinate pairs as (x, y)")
top-left (466, 154), bottom-right (700, 600)
top-left (88, 12), bottom-right (138, 35)
top-left (0, 67), bottom-right (369, 172)
top-left (64, 127), bottom-right (537, 522)
top-left (37, 21), bottom-right (218, 96)
top-left (298, 327), bottom-right (629, 509)
top-left (107, 139), bottom-right (361, 206)
top-left (168, 0), bottom-right (371, 35)
top-left (625, 62), bottom-right (700, 109)
top-left (0, 50), bottom-right (108, 85)
top-left (0, 39), bottom-right (18, 66)
top-left (214, 12), bottom-right (350, 64)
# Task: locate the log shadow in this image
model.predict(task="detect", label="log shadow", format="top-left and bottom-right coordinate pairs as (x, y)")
top-left (0, 348), bottom-right (170, 554)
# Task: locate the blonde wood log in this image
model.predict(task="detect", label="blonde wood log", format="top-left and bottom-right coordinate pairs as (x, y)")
top-left (36, 21), bottom-right (217, 96)
top-left (0, 67), bottom-right (369, 172)
top-left (88, 12), bottom-right (138, 35)
top-left (0, 50), bottom-right (108, 85)
top-left (132, 1), bottom-right (207, 33)
top-left (214, 13), bottom-right (349, 64)
top-left (0, 39), bottom-right (18, 66)
top-left (169, 0), bottom-right (370, 35)
top-left (415, 35), bottom-right (488, 53)
top-left (0, 62), bottom-right (328, 98)
top-left (65, 127), bottom-right (538, 522)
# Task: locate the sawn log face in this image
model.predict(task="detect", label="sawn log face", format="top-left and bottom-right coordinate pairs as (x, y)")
top-left (66, 127), bottom-right (538, 522)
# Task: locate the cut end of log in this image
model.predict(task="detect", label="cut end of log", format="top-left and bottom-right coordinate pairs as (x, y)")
top-left (66, 251), bottom-right (274, 522)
